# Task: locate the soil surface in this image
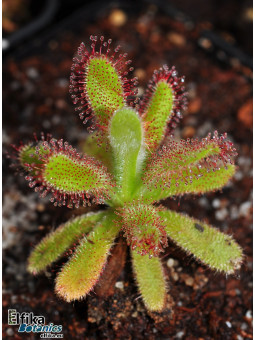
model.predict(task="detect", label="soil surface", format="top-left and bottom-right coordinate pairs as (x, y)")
top-left (3, 2), bottom-right (252, 339)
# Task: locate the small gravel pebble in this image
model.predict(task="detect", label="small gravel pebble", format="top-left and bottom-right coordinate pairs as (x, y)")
top-left (198, 197), bottom-right (209, 207)
top-left (6, 328), bottom-right (14, 336)
top-left (167, 258), bottom-right (175, 268)
top-left (245, 310), bottom-right (252, 318)
top-left (225, 321), bottom-right (232, 328)
top-left (167, 32), bottom-right (186, 46)
top-left (134, 68), bottom-right (146, 80)
top-left (36, 203), bottom-right (45, 212)
top-left (198, 37), bottom-right (212, 49)
top-left (115, 281), bottom-right (124, 289)
top-left (239, 201), bottom-right (252, 218)
top-left (2, 38), bottom-right (10, 50)
top-left (185, 277), bottom-right (194, 286)
top-left (234, 171), bottom-right (243, 181)
top-left (172, 273), bottom-right (179, 281)
top-left (241, 322), bottom-right (248, 330)
top-left (109, 9), bottom-right (127, 26)
top-left (230, 205), bottom-right (239, 219)
top-left (137, 86), bottom-right (144, 97)
top-left (238, 156), bottom-right (251, 167)
top-left (176, 331), bottom-right (185, 338)
top-left (212, 198), bottom-right (221, 208)
top-left (26, 67), bottom-right (39, 79)
top-left (236, 335), bottom-right (244, 340)
top-left (174, 260), bottom-right (179, 266)
top-left (215, 208), bottom-right (228, 221)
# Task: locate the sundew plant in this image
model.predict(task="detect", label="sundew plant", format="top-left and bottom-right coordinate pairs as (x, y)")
top-left (14, 36), bottom-right (243, 312)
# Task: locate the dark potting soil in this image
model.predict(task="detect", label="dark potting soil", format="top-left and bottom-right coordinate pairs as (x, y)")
top-left (3, 3), bottom-right (252, 340)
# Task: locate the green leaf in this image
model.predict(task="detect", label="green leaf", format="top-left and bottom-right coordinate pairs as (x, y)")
top-left (136, 134), bottom-right (236, 203)
top-left (131, 250), bottom-right (167, 312)
top-left (143, 80), bottom-right (174, 151)
top-left (109, 107), bottom-right (145, 202)
top-left (86, 56), bottom-right (125, 127)
top-left (139, 66), bottom-right (186, 152)
top-left (43, 153), bottom-right (111, 194)
top-left (118, 205), bottom-right (167, 256)
top-left (70, 38), bottom-right (137, 129)
top-left (28, 211), bottom-right (105, 274)
top-left (158, 210), bottom-right (243, 274)
top-left (144, 134), bottom-right (234, 175)
top-left (55, 211), bottom-right (120, 301)
top-left (139, 164), bottom-right (236, 203)
top-left (20, 138), bottom-right (115, 207)
top-left (18, 143), bottom-right (49, 171)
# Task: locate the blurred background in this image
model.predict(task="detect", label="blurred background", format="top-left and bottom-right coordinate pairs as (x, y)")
top-left (3, 1), bottom-right (253, 339)
top-left (3, 0), bottom-right (252, 57)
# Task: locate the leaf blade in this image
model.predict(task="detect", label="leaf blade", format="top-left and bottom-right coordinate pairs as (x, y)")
top-left (140, 164), bottom-right (236, 203)
top-left (158, 209), bottom-right (243, 274)
top-left (18, 138), bottom-right (115, 208)
top-left (28, 211), bottom-right (105, 274)
top-left (140, 66), bottom-right (186, 151)
top-left (131, 250), bottom-right (167, 312)
top-left (55, 211), bottom-right (120, 302)
top-left (70, 38), bottom-right (137, 130)
top-left (86, 56), bottom-right (125, 126)
top-left (136, 133), bottom-right (237, 203)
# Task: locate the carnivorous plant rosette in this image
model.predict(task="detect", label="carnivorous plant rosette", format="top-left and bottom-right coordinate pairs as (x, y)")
top-left (13, 36), bottom-right (243, 312)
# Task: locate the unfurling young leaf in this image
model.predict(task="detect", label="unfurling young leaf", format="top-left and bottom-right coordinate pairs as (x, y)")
top-left (12, 35), bottom-right (243, 313)
top-left (109, 107), bottom-right (144, 202)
